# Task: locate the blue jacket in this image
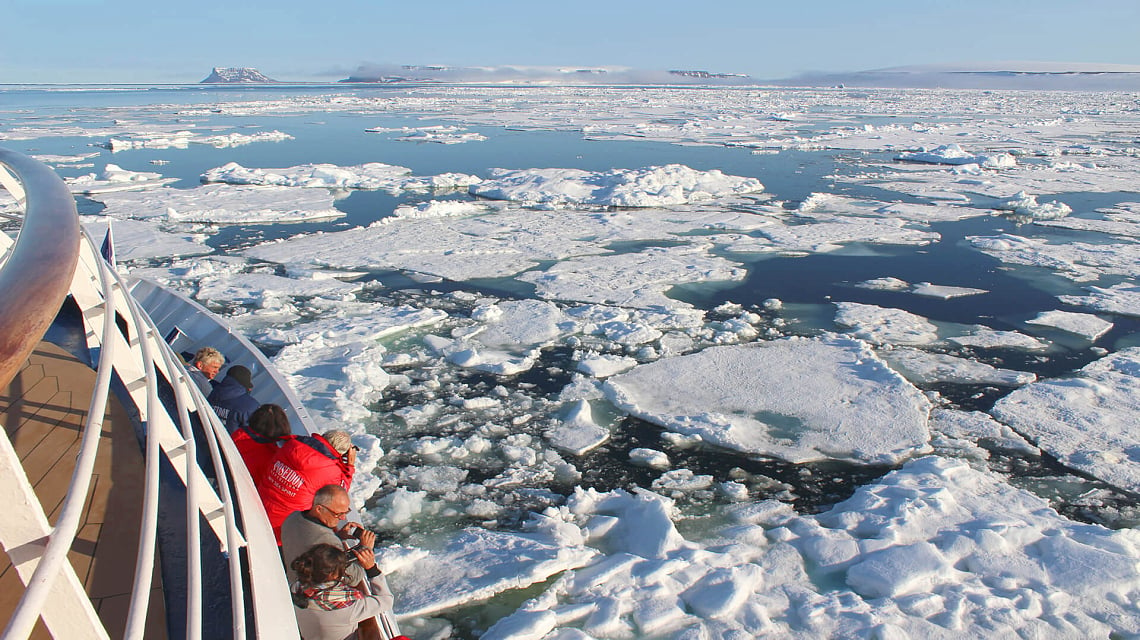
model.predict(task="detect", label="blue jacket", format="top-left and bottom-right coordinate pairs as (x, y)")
top-left (207, 376), bottom-right (259, 433)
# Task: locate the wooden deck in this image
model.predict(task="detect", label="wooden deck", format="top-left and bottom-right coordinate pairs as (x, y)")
top-left (0, 341), bottom-right (166, 639)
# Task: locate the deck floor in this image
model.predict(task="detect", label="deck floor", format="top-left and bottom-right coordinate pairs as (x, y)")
top-left (0, 341), bottom-right (166, 639)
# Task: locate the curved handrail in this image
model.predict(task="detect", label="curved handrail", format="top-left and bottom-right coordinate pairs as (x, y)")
top-left (0, 149), bottom-right (80, 389)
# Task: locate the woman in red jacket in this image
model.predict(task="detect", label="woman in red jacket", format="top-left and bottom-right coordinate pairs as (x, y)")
top-left (231, 403), bottom-right (292, 483)
top-left (258, 429), bottom-right (356, 543)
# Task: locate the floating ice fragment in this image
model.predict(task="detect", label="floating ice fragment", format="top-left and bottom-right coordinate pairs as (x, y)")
top-left (604, 335), bottom-right (931, 464)
top-left (546, 399), bottom-right (610, 456)
top-left (910, 282), bottom-right (988, 299)
top-left (470, 164), bottom-right (764, 207)
top-left (991, 347), bottom-right (1140, 493)
top-left (66, 163), bottom-right (177, 194)
top-left (1059, 283), bottom-right (1140, 318)
top-left (834, 302), bottom-right (940, 346)
top-left (1025, 310), bottom-right (1113, 341)
top-left (881, 348), bottom-right (1036, 386)
top-left (995, 191), bottom-right (1072, 221)
top-left (896, 144), bottom-right (1015, 169)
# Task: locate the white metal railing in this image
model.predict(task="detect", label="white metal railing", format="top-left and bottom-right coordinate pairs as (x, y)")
top-left (0, 149), bottom-right (300, 639)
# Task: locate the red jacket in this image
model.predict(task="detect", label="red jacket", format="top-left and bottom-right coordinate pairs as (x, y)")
top-left (257, 434), bottom-right (353, 544)
top-left (231, 426), bottom-right (282, 485)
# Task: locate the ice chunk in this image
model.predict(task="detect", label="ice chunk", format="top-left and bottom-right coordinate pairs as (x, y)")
top-left (470, 164), bottom-right (763, 207)
top-left (991, 348), bottom-right (1140, 493)
top-left (995, 191), bottom-right (1072, 221)
top-left (604, 335), bottom-right (931, 464)
top-left (896, 144), bottom-right (1015, 169)
top-left (519, 244), bottom-right (745, 310)
top-left (388, 524), bottom-right (596, 617)
top-left (881, 348), bottom-right (1036, 386)
top-left (1060, 283), bottom-right (1140, 318)
top-left (93, 184), bottom-right (343, 224)
top-left (546, 399), bottom-right (610, 456)
top-left (910, 282), bottom-right (988, 299)
top-left (1025, 310), bottom-right (1113, 341)
top-left (834, 302), bottom-right (940, 346)
top-left (66, 163), bottom-right (177, 194)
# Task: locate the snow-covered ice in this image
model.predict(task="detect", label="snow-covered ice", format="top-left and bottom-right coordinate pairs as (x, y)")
top-left (896, 143), bottom-right (1016, 169)
top-left (92, 183), bottom-right (344, 224)
top-left (991, 348), bottom-right (1140, 493)
top-left (469, 165), bottom-right (764, 208)
top-left (1025, 309), bottom-right (1114, 341)
top-left (604, 335), bottom-right (932, 464)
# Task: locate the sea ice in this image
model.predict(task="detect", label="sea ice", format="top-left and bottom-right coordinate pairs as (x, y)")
top-left (82, 219), bottom-right (209, 261)
top-left (991, 348), bottom-right (1140, 493)
top-left (995, 190), bottom-right (1072, 221)
top-left (910, 282), bottom-right (988, 299)
top-left (66, 163), bottom-right (177, 194)
top-left (604, 335), bottom-right (931, 464)
top-left (194, 272), bottom-right (360, 307)
top-left (202, 161), bottom-right (481, 193)
top-left (384, 521), bottom-right (597, 618)
top-left (895, 143), bottom-right (1016, 169)
top-left (833, 301), bottom-right (940, 345)
top-left (945, 328), bottom-right (1049, 351)
top-left (967, 233), bottom-right (1140, 282)
top-left (424, 299), bottom-right (567, 375)
top-left (101, 129), bottom-right (292, 151)
top-left (520, 244), bottom-right (745, 310)
top-left (92, 184), bottom-right (343, 224)
top-left (881, 348), bottom-right (1036, 386)
top-left (470, 164), bottom-right (764, 208)
top-left (1025, 309), bottom-right (1113, 341)
top-left (1059, 282), bottom-right (1140, 318)
top-left (546, 399), bottom-right (610, 456)
top-left (487, 456), bottom-right (1140, 638)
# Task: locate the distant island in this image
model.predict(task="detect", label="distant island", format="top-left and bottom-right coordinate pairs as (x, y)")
top-left (195, 62), bottom-right (1140, 90)
top-left (339, 64), bottom-right (755, 85)
top-left (200, 67), bottom-right (277, 83)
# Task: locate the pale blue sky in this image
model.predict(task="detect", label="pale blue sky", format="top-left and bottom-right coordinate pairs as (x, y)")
top-left (2, 0), bottom-right (1138, 83)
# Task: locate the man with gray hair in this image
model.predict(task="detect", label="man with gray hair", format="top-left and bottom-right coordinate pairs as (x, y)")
top-left (186, 346), bottom-right (224, 396)
top-left (280, 484), bottom-right (374, 586)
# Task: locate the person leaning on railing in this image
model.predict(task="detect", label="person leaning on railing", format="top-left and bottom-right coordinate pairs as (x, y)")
top-left (232, 403), bottom-right (293, 484)
top-left (290, 543), bottom-right (396, 640)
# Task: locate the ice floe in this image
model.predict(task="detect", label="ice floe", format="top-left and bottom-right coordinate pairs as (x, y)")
top-left (1025, 309), bottom-right (1113, 341)
top-left (1059, 282), bottom-right (1140, 318)
top-left (604, 335), bottom-right (932, 464)
top-left (519, 245), bottom-right (746, 310)
top-left (833, 302), bottom-right (940, 345)
top-left (994, 190), bottom-right (1073, 221)
top-left (202, 161), bottom-right (482, 193)
top-left (880, 347), bottom-right (1036, 386)
top-left (91, 184), bottom-right (344, 224)
top-left (896, 143), bottom-right (1016, 169)
top-left (83, 219), bottom-right (209, 261)
top-left (66, 163), bottom-right (178, 194)
top-left (480, 456), bottom-right (1140, 638)
top-left (469, 164), bottom-right (764, 208)
top-left (100, 129), bottom-right (292, 151)
top-left (991, 348), bottom-right (1140, 493)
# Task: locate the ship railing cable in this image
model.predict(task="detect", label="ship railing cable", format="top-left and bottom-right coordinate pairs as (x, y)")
top-left (0, 149), bottom-right (299, 640)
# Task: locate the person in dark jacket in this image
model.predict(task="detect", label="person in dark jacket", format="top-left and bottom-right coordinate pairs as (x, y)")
top-left (208, 364), bottom-right (259, 433)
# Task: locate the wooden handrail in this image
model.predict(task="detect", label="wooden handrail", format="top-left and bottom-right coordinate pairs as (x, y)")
top-left (0, 148), bottom-right (81, 389)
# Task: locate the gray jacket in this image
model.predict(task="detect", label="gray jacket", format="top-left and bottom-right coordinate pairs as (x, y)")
top-left (281, 510), bottom-right (365, 586)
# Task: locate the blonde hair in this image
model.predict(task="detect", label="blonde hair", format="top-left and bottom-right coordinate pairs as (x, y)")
top-left (323, 430), bottom-right (353, 455)
top-left (193, 346), bottom-right (224, 367)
